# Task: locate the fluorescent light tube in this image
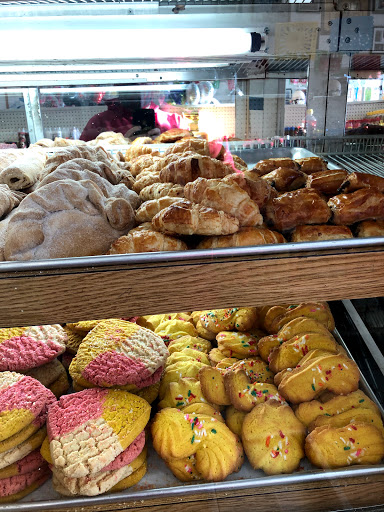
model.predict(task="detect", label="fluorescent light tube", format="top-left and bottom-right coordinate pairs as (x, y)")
top-left (40, 84), bottom-right (189, 94)
top-left (0, 28), bottom-right (253, 61)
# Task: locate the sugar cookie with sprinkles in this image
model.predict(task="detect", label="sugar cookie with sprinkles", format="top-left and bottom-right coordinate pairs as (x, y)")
top-left (225, 406), bottom-right (246, 437)
top-left (0, 325), bottom-right (67, 371)
top-left (308, 407), bottom-right (384, 435)
top-left (137, 312), bottom-right (192, 331)
top-left (277, 353), bottom-right (360, 404)
top-left (216, 331), bottom-right (262, 358)
top-left (265, 302), bottom-right (335, 334)
top-left (151, 407), bottom-right (244, 481)
top-left (165, 349), bottom-right (210, 369)
top-left (154, 319), bottom-right (198, 345)
top-left (160, 359), bottom-right (209, 399)
top-left (305, 423), bottom-right (384, 468)
top-left (68, 319), bottom-right (168, 388)
top-left (197, 308), bottom-right (258, 336)
top-left (242, 400), bottom-right (306, 475)
top-left (168, 336), bottom-right (212, 354)
top-left (46, 388), bottom-right (151, 478)
top-left (158, 377), bottom-right (217, 410)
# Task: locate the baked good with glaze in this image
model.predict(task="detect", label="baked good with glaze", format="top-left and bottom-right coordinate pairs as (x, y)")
top-left (242, 400), bottom-right (306, 475)
top-left (154, 129), bottom-right (192, 143)
top-left (338, 171), bottom-right (384, 193)
top-left (306, 169), bottom-right (348, 196)
top-left (265, 188), bottom-right (331, 232)
top-left (196, 226), bottom-right (286, 249)
top-left (184, 177), bottom-right (263, 227)
top-left (135, 197), bottom-right (184, 223)
top-left (356, 219), bottom-right (384, 237)
top-left (328, 188), bottom-right (384, 225)
top-left (108, 223), bottom-right (188, 254)
top-left (295, 157), bottom-right (328, 173)
top-left (139, 182), bottom-right (184, 201)
top-left (261, 167), bottom-right (306, 192)
top-left (305, 423), bottom-right (384, 468)
top-left (160, 154), bottom-right (233, 186)
top-left (223, 172), bottom-right (276, 211)
top-left (151, 407), bottom-right (244, 481)
top-left (277, 353), bottom-right (360, 404)
top-left (252, 158), bottom-right (300, 176)
top-left (291, 224), bottom-right (353, 242)
top-left (152, 200), bottom-right (239, 236)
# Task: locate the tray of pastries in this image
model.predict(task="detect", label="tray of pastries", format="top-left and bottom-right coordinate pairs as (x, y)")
top-left (0, 130), bottom-right (383, 267)
top-left (0, 302), bottom-right (383, 509)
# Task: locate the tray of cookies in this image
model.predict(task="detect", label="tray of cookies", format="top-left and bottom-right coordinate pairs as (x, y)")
top-left (0, 302), bottom-right (383, 510)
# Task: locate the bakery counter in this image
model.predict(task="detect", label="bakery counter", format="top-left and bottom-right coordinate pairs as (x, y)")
top-left (0, 239), bottom-right (384, 327)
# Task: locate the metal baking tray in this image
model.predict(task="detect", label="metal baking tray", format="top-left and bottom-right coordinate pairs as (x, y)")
top-left (0, 146), bottom-right (384, 275)
top-left (2, 327), bottom-right (383, 512)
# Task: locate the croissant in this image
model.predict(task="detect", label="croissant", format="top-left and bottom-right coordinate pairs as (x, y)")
top-left (295, 157), bottom-right (328, 173)
top-left (139, 183), bottom-right (184, 201)
top-left (261, 167), bottom-right (306, 192)
top-left (129, 155), bottom-right (162, 176)
top-left (338, 171), bottom-right (384, 193)
top-left (163, 139), bottom-right (210, 157)
top-left (131, 136), bottom-right (153, 145)
top-left (154, 129), bottom-right (192, 143)
top-left (291, 224), bottom-right (353, 242)
top-left (152, 200), bottom-right (239, 236)
top-left (251, 158), bottom-right (299, 176)
top-left (196, 227), bottom-right (286, 249)
top-left (265, 188), bottom-right (331, 232)
top-left (135, 197), bottom-right (184, 223)
top-left (184, 177), bottom-right (263, 227)
top-left (132, 171), bottom-right (161, 193)
top-left (223, 172), bottom-right (276, 211)
top-left (160, 155), bottom-right (233, 186)
top-left (328, 188), bottom-right (384, 225)
top-left (356, 219), bottom-right (384, 237)
top-left (306, 169), bottom-right (348, 196)
top-left (108, 223), bottom-right (188, 253)
top-left (125, 145), bottom-right (159, 162)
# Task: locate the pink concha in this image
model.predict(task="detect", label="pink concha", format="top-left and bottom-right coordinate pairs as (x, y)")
top-left (82, 351), bottom-right (163, 388)
top-left (102, 431), bottom-right (145, 472)
top-left (0, 464), bottom-right (50, 497)
top-left (0, 336), bottom-right (65, 371)
top-left (16, 451), bottom-right (46, 476)
top-left (0, 376), bottom-right (56, 418)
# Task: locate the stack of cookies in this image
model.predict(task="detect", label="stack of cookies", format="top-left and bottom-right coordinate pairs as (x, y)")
top-left (43, 388), bottom-right (150, 496)
top-left (0, 371), bottom-right (56, 502)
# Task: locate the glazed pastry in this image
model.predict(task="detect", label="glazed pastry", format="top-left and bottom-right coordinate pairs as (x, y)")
top-left (159, 154), bottom-right (233, 186)
top-left (295, 157), bottom-right (328, 173)
top-left (356, 219), bottom-right (384, 237)
top-left (242, 400), bottom-right (306, 475)
top-left (154, 129), bottom-right (192, 143)
top-left (152, 200), bottom-right (239, 236)
top-left (197, 308), bottom-right (258, 335)
top-left (265, 188), bottom-right (331, 232)
top-left (328, 188), bottom-right (384, 225)
top-left (268, 331), bottom-right (340, 373)
top-left (135, 197), bottom-right (184, 223)
top-left (151, 407), bottom-right (243, 481)
top-left (184, 177), bottom-right (263, 227)
top-left (264, 302), bottom-right (335, 334)
top-left (139, 182), bottom-right (184, 201)
top-left (305, 424), bottom-right (384, 468)
top-left (295, 389), bottom-right (380, 427)
top-left (338, 171), bottom-right (384, 193)
top-left (108, 223), bottom-right (188, 254)
top-left (225, 369), bottom-right (284, 412)
top-left (196, 226), bottom-right (286, 249)
top-left (225, 406), bottom-right (247, 436)
top-left (261, 167), bottom-right (306, 192)
top-left (223, 171), bottom-right (276, 210)
top-left (291, 224), bottom-right (353, 242)
top-left (306, 169), bottom-right (348, 196)
top-left (252, 158), bottom-right (299, 176)
top-left (163, 139), bottom-right (210, 157)
top-left (278, 353), bottom-right (360, 404)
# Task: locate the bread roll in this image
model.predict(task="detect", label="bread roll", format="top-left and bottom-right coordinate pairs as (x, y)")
top-left (291, 225), bottom-right (353, 242)
top-left (196, 227), bottom-right (286, 249)
top-left (0, 149), bottom-right (46, 190)
top-left (328, 188), bottom-right (384, 225)
top-left (152, 200), bottom-right (239, 236)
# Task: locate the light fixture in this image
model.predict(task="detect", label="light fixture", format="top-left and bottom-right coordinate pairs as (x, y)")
top-left (0, 28), bottom-right (261, 61)
top-left (40, 84), bottom-right (189, 95)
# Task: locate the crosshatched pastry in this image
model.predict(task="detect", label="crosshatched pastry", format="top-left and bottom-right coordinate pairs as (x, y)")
top-left (0, 325), bottom-right (67, 371)
top-left (68, 319), bottom-right (168, 389)
top-left (242, 400), bottom-right (306, 475)
top-left (305, 423), bottom-right (384, 468)
top-left (22, 359), bottom-right (70, 398)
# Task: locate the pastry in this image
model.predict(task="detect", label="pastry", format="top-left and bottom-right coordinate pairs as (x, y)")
top-left (22, 359), bottom-right (69, 398)
top-left (278, 353), bottom-right (360, 404)
top-left (261, 167), bottom-right (306, 192)
top-left (131, 136), bottom-right (153, 145)
top-left (216, 331), bottom-right (261, 358)
top-left (196, 226), bottom-right (286, 249)
top-left (46, 388), bottom-right (150, 478)
top-left (198, 308), bottom-right (258, 335)
top-left (135, 196), bottom-right (184, 223)
top-left (0, 325), bottom-right (67, 371)
top-left (0, 463), bottom-right (50, 502)
top-left (154, 319), bottom-right (198, 344)
top-left (308, 407), bottom-right (384, 435)
top-left (129, 154), bottom-right (162, 176)
top-left (0, 427), bottom-right (47, 470)
top-left (338, 171), bottom-right (384, 193)
top-left (295, 389), bottom-right (380, 427)
top-left (159, 155), bottom-right (233, 186)
top-left (208, 348), bottom-right (232, 365)
top-left (306, 169), bottom-right (348, 195)
top-left (68, 319), bottom-right (168, 389)
top-left (0, 149), bottom-right (46, 190)
top-left (225, 369), bottom-right (284, 412)
top-left (328, 188), bottom-right (384, 225)
top-left (154, 128), bottom-right (192, 143)
top-left (252, 158), bottom-right (299, 176)
top-left (305, 424), bottom-right (384, 468)
top-left (167, 336), bottom-right (212, 354)
top-left (295, 157), bottom-right (328, 173)
top-left (163, 139), bottom-right (210, 157)
top-left (199, 366), bottom-right (231, 406)
top-left (108, 223), bottom-right (188, 254)
top-left (63, 326), bottom-right (84, 354)
top-left (264, 302), bottom-right (335, 334)
top-left (242, 400), bottom-right (306, 474)
top-left (151, 407), bottom-right (244, 481)
top-left (137, 312), bottom-right (192, 331)
top-left (184, 177), bottom-right (263, 227)
top-left (132, 171), bottom-right (161, 193)
top-left (225, 406), bottom-right (247, 436)
top-left (125, 145), bottom-right (158, 161)
top-left (157, 377), bottom-right (215, 410)
top-left (291, 224), bottom-right (353, 242)
top-left (182, 403), bottom-right (225, 422)
top-left (152, 199), bottom-right (239, 236)
top-left (0, 185), bottom-right (25, 219)
top-left (356, 219), bottom-right (384, 237)
top-left (265, 188), bottom-right (331, 232)
top-left (139, 182), bottom-right (184, 201)
top-left (223, 171), bottom-right (276, 210)
top-left (159, 359), bottom-right (209, 399)
top-left (164, 346), bottom-right (210, 368)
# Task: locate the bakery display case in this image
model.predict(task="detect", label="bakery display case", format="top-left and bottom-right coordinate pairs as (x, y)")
top-left (0, 0), bottom-right (384, 510)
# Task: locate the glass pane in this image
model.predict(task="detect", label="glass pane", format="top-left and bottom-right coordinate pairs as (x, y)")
top-left (0, 89), bottom-right (28, 148)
